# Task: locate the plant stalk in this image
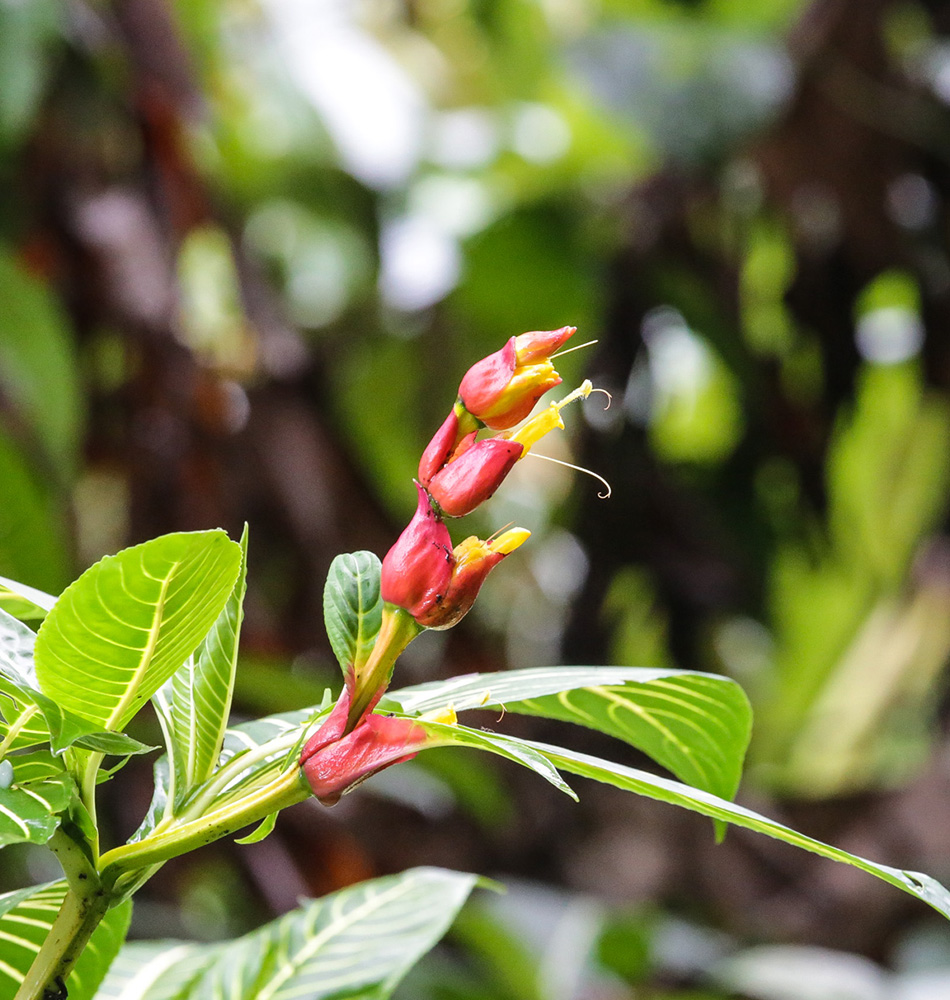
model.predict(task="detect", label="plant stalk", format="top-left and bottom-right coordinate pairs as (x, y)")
top-left (98, 764), bottom-right (308, 876)
top-left (15, 828), bottom-right (111, 1000)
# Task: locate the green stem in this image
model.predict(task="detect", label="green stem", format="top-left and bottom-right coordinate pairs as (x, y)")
top-left (15, 828), bottom-right (111, 1000)
top-left (181, 731), bottom-right (300, 821)
top-left (98, 764), bottom-right (308, 876)
top-left (346, 605), bottom-right (421, 731)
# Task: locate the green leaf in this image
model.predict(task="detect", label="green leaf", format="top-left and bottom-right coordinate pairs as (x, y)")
top-left (166, 525), bottom-right (249, 800)
top-left (0, 606), bottom-right (38, 683)
top-left (8, 749), bottom-right (67, 782)
top-left (0, 770), bottom-right (71, 846)
top-left (323, 550), bottom-right (383, 675)
top-left (531, 740), bottom-right (950, 922)
top-left (0, 609), bottom-right (150, 757)
top-left (234, 811), bottom-right (277, 845)
top-left (0, 881), bottom-right (132, 1000)
top-left (34, 531), bottom-right (243, 731)
top-left (0, 574), bottom-right (56, 620)
top-left (0, 608), bottom-right (49, 752)
top-left (415, 720), bottom-right (577, 800)
top-left (386, 666), bottom-right (751, 800)
top-left (95, 868), bottom-right (479, 1000)
top-left (72, 732), bottom-right (158, 756)
top-left (93, 941), bottom-right (212, 1000)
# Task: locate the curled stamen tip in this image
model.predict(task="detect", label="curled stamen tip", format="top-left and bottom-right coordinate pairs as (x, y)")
top-left (588, 386), bottom-right (612, 410)
top-left (525, 452), bottom-right (613, 499)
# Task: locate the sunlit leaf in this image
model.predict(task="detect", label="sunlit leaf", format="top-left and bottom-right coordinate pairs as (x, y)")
top-left (95, 868), bottom-right (480, 1000)
top-left (34, 531), bottom-right (243, 731)
top-left (323, 550), bottom-right (383, 676)
top-left (0, 881), bottom-right (131, 1000)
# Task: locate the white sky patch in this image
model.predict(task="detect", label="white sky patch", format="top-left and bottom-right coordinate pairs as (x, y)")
top-left (378, 214), bottom-right (460, 312)
top-left (855, 306), bottom-right (925, 365)
top-left (262, 0), bottom-right (426, 189)
top-left (640, 306), bottom-right (713, 416)
top-left (408, 174), bottom-right (497, 238)
top-left (511, 102), bottom-right (572, 163)
top-left (428, 108), bottom-right (500, 169)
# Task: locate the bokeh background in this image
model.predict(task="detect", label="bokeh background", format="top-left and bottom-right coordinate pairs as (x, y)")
top-left (4, 0), bottom-right (950, 996)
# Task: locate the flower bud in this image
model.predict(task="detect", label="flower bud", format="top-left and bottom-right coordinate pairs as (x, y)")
top-left (417, 527), bottom-right (530, 630)
top-left (380, 483), bottom-right (454, 620)
top-left (458, 326), bottom-right (575, 430)
top-left (427, 438), bottom-right (523, 518)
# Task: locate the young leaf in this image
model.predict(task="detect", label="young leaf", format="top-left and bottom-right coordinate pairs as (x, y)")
top-left (167, 525), bottom-right (249, 799)
top-left (385, 666), bottom-right (751, 801)
top-left (234, 811), bottom-right (277, 845)
top-left (0, 881), bottom-right (131, 1000)
top-left (127, 756), bottom-right (171, 845)
top-left (323, 551), bottom-right (383, 675)
top-left (34, 530), bottom-right (243, 731)
top-left (95, 868), bottom-right (479, 1000)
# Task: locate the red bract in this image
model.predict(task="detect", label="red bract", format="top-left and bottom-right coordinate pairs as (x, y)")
top-left (380, 483), bottom-right (454, 620)
top-left (301, 711), bottom-right (425, 805)
top-left (457, 326), bottom-right (575, 430)
top-left (417, 409), bottom-right (477, 487)
top-left (427, 437), bottom-right (523, 518)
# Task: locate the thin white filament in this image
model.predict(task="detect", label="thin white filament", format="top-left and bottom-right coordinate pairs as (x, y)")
top-left (525, 451), bottom-right (613, 499)
top-left (551, 339), bottom-right (599, 359)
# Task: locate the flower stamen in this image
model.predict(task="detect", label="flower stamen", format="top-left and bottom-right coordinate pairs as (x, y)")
top-left (524, 452), bottom-right (613, 499)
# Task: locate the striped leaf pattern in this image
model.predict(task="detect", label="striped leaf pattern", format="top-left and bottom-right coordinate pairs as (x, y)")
top-left (94, 868), bottom-right (479, 1000)
top-left (323, 551), bottom-right (382, 674)
top-left (34, 531), bottom-right (243, 731)
top-left (166, 526), bottom-right (249, 802)
top-left (385, 666), bottom-right (751, 800)
top-left (0, 609), bottom-right (49, 752)
top-left (0, 765), bottom-right (71, 847)
top-left (93, 941), bottom-right (211, 1000)
top-left (2, 609), bottom-right (159, 757)
top-left (0, 881), bottom-right (131, 1000)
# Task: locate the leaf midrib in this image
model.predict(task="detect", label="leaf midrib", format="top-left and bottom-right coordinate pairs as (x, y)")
top-left (105, 561), bottom-right (179, 731)
top-left (255, 880), bottom-right (412, 1000)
